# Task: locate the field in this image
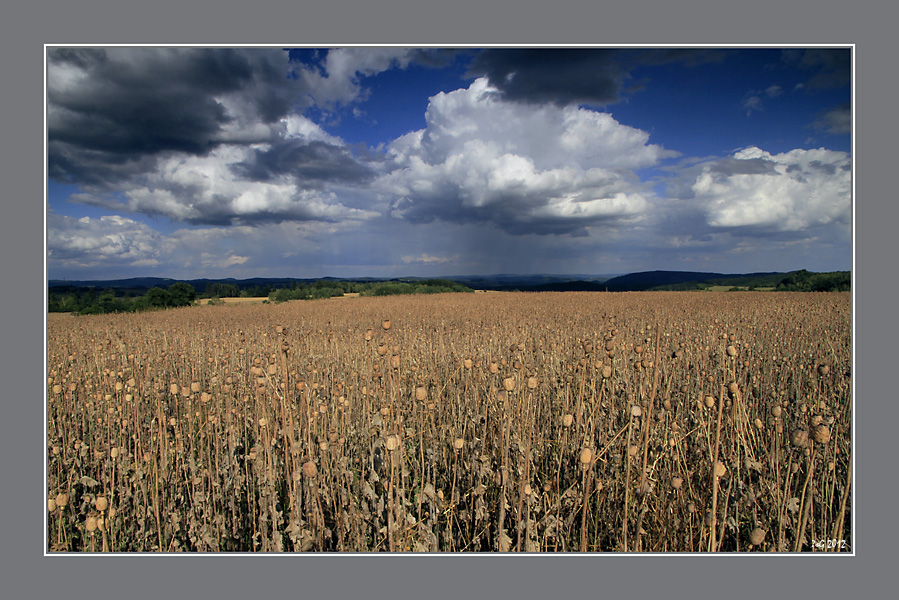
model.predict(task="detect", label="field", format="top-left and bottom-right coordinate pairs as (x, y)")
top-left (195, 297), bottom-right (270, 305)
top-left (46, 291), bottom-right (852, 553)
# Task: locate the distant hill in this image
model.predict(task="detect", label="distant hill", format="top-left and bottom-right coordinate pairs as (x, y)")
top-left (49, 269), bottom-right (850, 296)
top-left (600, 270), bottom-right (783, 291)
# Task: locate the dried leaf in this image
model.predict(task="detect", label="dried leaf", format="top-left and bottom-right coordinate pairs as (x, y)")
top-left (79, 475), bottom-right (99, 488)
top-left (498, 530), bottom-right (513, 552)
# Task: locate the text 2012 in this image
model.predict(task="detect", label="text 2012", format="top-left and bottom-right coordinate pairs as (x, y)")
top-left (812, 539), bottom-right (848, 550)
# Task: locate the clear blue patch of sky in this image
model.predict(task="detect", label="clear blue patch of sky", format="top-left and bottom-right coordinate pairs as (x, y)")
top-left (595, 49), bottom-right (851, 158)
top-left (320, 53), bottom-right (474, 148)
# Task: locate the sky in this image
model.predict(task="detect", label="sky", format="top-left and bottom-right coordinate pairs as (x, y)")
top-left (46, 46), bottom-right (852, 280)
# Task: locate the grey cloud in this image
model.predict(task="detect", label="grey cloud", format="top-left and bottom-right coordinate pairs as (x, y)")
top-left (782, 48), bottom-right (851, 91)
top-left (466, 48), bottom-right (624, 106)
top-left (466, 48), bottom-right (727, 107)
top-left (812, 102), bottom-right (851, 135)
top-left (709, 157), bottom-right (778, 176)
top-left (230, 140), bottom-right (376, 185)
top-left (47, 47), bottom-right (299, 186)
top-left (808, 160), bottom-right (837, 175)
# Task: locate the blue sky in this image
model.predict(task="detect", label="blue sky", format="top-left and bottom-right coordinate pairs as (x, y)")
top-left (46, 47), bottom-right (852, 280)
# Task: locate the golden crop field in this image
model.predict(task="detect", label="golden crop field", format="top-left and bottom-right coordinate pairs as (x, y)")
top-left (46, 291), bottom-right (852, 553)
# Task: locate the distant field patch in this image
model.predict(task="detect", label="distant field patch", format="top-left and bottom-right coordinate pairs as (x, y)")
top-left (197, 297), bottom-right (268, 305)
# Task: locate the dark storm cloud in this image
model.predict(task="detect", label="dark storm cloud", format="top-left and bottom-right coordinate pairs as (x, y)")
top-left (47, 47), bottom-right (299, 186)
top-left (405, 48), bottom-right (469, 69)
top-left (390, 183), bottom-right (636, 238)
top-left (231, 140), bottom-right (376, 185)
top-left (466, 48), bottom-right (624, 106)
top-left (466, 48), bottom-right (726, 107)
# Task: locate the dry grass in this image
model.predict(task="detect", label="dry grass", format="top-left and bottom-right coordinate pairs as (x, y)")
top-left (46, 291), bottom-right (851, 553)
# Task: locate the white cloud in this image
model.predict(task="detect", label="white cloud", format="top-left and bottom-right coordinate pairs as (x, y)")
top-left (376, 78), bottom-right (669, 235)
top-left (48, 214), bottom-right (162, 268)
top-left (298, 48), bottom-right (417, 109)
top-left (117, 143), bottom-right (378, 225)
top-left (691, 146), bottom-right (851, 231)
top-left (401, 253), bottom-right (458, 264)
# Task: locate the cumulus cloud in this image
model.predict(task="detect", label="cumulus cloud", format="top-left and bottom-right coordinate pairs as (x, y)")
top-left (376, 78), bottom-right (673, 235)
top-left (47, 213), bottom-right (163, 269)
top-left (124, 144), bottom-right (379, 225)
top-left (47, 48), bottom-right (300, 184)
top-left (690, 146), bottom-right (851, 232)
top-left (46, 48), bottom-right (437, 228)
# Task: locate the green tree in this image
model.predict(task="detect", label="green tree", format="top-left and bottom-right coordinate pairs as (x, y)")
top-left (145, 287), bottom-right (171, 308)
top-left (168, 283), bottom-right (197, 307)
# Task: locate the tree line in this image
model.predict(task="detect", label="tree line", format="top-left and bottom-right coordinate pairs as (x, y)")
top-left (267, 278), bottom-right (473, 303)
top-left (48, 278), bottom-right (474, 314)
top-left (49, 283), bottom-right (198, 315)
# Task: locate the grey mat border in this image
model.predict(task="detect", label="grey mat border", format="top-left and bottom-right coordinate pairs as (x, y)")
top-left (5, 1), bottom-right (893, 598)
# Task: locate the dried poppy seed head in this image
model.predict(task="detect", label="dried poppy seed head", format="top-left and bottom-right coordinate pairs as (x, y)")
top-left (671, 476), bottom-right (683, 489)
top-left (714, 461), bottom-right (727, 477)
top-left (415, 387), bottom-right (427, 401)
top-left (579, 448), bottom-right (594, 466)
top-left (704, 396), bottom-right (716, 409)
top-left (86, 516), bottom-right (98, 533)
top-left (527, 377), bottom-right (538, 389)
top-left (726, 346), bottom-right (738, 357)
top-left (503, 377), bottom-right (515, 392)
top-left (48, 498), bottom-right (57, 512)
top-left (55, 492), bottom-right (68, 508)
top-left (791, 429), bottom-right (809, 447)
top-left (302, 461), bottom-right (318, 478)
top-left (771, 405), bottom-right (782, 417)
top-left (813, 425), bottom-right (832, 444)
top-left (562, 414), bottom-right (574, 427)
top-left (630, 405), bottom-right (643, 418)
top-left (453, 437), bottom-right (465, 450)
top-left (749, 528), bottom-right (766, 546)
top-left (95, 496), bottom-right (108, 512)
top-left (386, 434), bottom-right (401, 451)
top-left (382, 319), bottom-right (391, 331)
